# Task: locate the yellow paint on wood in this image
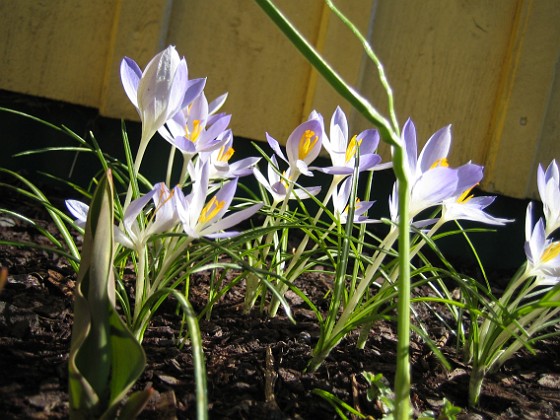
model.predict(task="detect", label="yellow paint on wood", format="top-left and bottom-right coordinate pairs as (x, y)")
top-left (166, 0), bottom-right (325, 143)
top-left (0, 0), bottom-right (115, 107)
top-left (482, 0), bottom-right (560, 198)
top-left (1, 0), bottom-right (558, 198)
top-left (99, 0), bottom-right (175, 120)
top-left (307, 0), bottom-right (376, 129)
top-left (357, 0), bottom-right (519, 169)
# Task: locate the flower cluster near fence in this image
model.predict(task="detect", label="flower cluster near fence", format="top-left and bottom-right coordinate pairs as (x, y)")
top-left (1, 1), bottom-right (559, 419)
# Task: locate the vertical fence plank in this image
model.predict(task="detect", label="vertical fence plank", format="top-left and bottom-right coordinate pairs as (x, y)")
top-left (482, 1), bottom-right (560, 198)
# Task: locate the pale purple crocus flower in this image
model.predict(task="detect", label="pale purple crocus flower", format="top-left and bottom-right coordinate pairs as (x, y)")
top-left (253, 155), bottom-right (321, 204)
top-left (266, 115), bottom-right (323, 179)
top-left (201, 129), bottom-right (261, 179)
top-left (332, 177), bottom-right (375, 224)
top-left (120, 46), bottom-right (204, 151)
top-left (537, 160), bottom-right (560, 235)
top-left (396, 119), bottom-right (485, 219)
top-left (440, 184), bottom-right (512, 226)
top-left (66, 183), bottom-right (180, 250)
top-left (315, 106), bottom-right (384, 176)
top-left (158, 92), bottom-right (231, 158)
top-left (177, 163), bottom-right (262, 238)
top-left (524, 202), bottom-right (560, 281)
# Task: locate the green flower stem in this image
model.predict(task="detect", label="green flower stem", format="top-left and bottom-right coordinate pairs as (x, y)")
top-left (323, 0), bottom-right (399, 133)
top-left (243, 201), bottom-right (279, 312)
top-left (254, 1), bottom-right (410, 416)
top-left (166, 146), bottom-right (177, 187)
top-left (267, 177), bottom-right (340, 317)
top-left (132, 245), bottom-right (148, 335)
top-left (150, 237), bottom-right (194, 293)
top-left (123, 132), bottom-right (151, 210)
top-left (393, 147), bottom-right (411, 420)
top-left (308, 226), bottom-right (399, 370)
top-left (178, 154), bottom-right (193, 186)
top-left (468, 360), bottom-right (486, 407)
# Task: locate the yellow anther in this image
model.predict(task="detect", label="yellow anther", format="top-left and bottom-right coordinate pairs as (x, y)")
top-left (217, 145), bottom-right (235, 162)
top-left (298, 130), bottom-right (319, 160)
top-left (186, 119), bottom-right (203, 142)
top-left (198, 196), bottom-right (225, 224)
top-left (345, 135), bottom-right (362, 163)
top-left (343, 198), bottom-right (361, 214)
top-left (542, 242), bottom-right (560, 263)
top-left (457, 184), bottom-right (478, 204)
top-left (430, 158), bottom-right (449, 169)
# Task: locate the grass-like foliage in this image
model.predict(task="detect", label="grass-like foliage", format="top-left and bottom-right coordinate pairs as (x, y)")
top-left (0, 2), bottom-right (559, 419)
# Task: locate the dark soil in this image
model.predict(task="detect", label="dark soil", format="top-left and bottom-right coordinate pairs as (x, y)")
top-left (1, 186), bottom-right (560, 419)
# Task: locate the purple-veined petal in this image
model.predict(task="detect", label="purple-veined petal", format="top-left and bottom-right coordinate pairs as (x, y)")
top-left (228, 157), bottom-right (261, 177)
top-left (198, 114), bottom-right (231, 151)
top-left (454, 163), bottom-right (484, 195)
top-left (201, 203), bottom-right (262, 237)
top-left (266, 133), bottom-right (287, 163)
top-left (402, 119), bottom-right (417, 175)
top-left (296, 160), bottom-right (313, 177)
top-left (66, 199), bottom-right (89, 222)
top-left (330, 106), bottom-right (349, 147)
top-left (356, 129), bottom-right (380, 154)
top-left (123, 188), bottom-right (157, 234)
top-left (175, 136), bottom-right (197, 154)
top-left (181, 78), bottom-right (207, 109)
top-left (418, 125), bottom-right (452, 173)
top-left (411, 167), bottom-right (459, 215)
top-left (292, 186), bottom-right (321, 199)
top-left (314, 166), bottom-right (354, 175)
top-left (120, 57), bottom-right (142, 109)
top-left (208, 92), bottom-right (228, 115)
top-left (286, 119), bottom-right (322, 165)
top-left (166, 58), bottom-right (189, 117)
top-left (271, 181), bottom-right (288, 197)
top-left (358, 154), bottom-right (383, 172)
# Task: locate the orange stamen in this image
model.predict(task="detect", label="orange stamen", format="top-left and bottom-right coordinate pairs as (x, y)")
top-left (198, 196), bottom-right (225, 224)
top-left (298, 130), bottom-right (319, 160)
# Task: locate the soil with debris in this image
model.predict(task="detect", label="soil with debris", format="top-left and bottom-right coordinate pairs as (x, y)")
top-left (1, 185), bottom-right (559, 420)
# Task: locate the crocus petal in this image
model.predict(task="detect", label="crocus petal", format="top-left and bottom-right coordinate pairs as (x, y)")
top-left (356, 129), bottom-right (380, 154)
top-left (208, 93), bottom-right (228, 115)
top-left (453, 163), bottom-right (484, 195)
top-left (201, 203), bottom-right (262, 237)
top-left (292, 186), bottom-right (321, 199)
top-left (181, 78), bottom-right (207, 109)
top-left (296, 160), bottom-right (314, 177)
top-left (266, 133), bottom-right (287, 163)
top-left (123, 188), bottom-right (157, 235)
top-left (418, 125), bottom-right (452, 173)
top-left (133, 46), bottom-right (189, 142)
top-left (314, 166), bottom-right (354, 175)
top-left (330, 106), bottom-right (349, 148)
top-left (443, 195), bottom-right (512, 225)
top-left (228, 157), bottom-right (261, 177)
top-left (286, 119), bottom-right (323, 165)
top-left (120, 57), bottom-right (142, 109)
top-left (66, 199), bottom-right (89, 222)
top-left (358, 154), bottom-right (383, 172)
top-left (402, 119), bottom-right (418, 175)
top-left (411, 167), bottom-right (459, 215)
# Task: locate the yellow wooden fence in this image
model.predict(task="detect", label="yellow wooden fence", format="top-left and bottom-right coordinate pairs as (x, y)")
top-left (0, 0), bottom-right (558, 198)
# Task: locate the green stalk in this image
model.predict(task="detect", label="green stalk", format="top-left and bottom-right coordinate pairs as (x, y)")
top-left (254, 2), bottom-right (411, 416)
top-left (393, 147), bottom-right (411, 419)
